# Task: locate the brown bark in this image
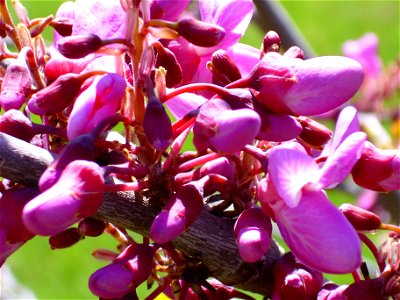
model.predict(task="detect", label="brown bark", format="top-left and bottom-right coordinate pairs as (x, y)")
top-left (0, 132), bottom-right (283, 296)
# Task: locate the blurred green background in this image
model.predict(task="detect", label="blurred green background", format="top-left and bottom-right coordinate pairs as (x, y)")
top-left (2, 0), bottom-right (399, 299)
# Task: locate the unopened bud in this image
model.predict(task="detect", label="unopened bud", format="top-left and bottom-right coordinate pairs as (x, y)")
top-left (57, 34), bottom-right (103, 59)
top-left (284, 46), bottom-right (305, 59)
top-left (261, 31), bottom-right (281, 58)
top-left (208, 49), bottom-right (241, 86)
top-left (272, 252), bottom-right (323, 300)
top-left (78, 218), bottom-right (106, 237)
top-left (0, 109), bottom-right (36, 141)
top-left (297, 116), bottom-right (333, 149)
top-left (177, 18), bottom-right (225, 47)
top-left (143, 76), bottom-right (172, 152)
top-left (352, 141), bottom-right (400, 192)
top-left (49, 227), bottom-right (83, 249)
top-left (339, 203), bottom-right (382, 231)
top-left (154, 42), bottom-right (182, 88)
top-left (50, 18), bottom-right (73, 37)
top-left (27, 71), bottom-right (101, 115)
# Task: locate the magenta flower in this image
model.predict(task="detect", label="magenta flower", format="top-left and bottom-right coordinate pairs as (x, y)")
top-left (352, 141), bottom-right (400, 192)
top-left (89, 244), bottom-right (155, 298)
top-left (23, 160), bottom-right (104, 236)
top-left (150, 182), bottom-right (204, 244)
top-left (272, 252), bottom-right (323, 300)
top-left (234, 52), bottom-right (364, 116)
top-left (258, 130), bottom-right (367, 273)
top-left (193, 98), bottom-right (261, 154)
top-left (233, 207), bottom-right (272, 262)
top-left (67, 73), bottom-right (126, 140)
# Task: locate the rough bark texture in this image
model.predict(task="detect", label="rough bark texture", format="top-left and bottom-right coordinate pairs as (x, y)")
top-left (0, 132), bottom-right (283, 296)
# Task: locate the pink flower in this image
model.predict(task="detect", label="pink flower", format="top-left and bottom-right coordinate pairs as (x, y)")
top-left (67, 73), bottom-right (126, 140)
top-left (23, 160), bottom-right (104, 236)
top-left (258, 130), bottom-right (367, 273)
top-left (235, 52), bottom-right (364, 116)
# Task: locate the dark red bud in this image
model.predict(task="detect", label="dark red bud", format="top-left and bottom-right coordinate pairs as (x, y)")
top-left (49, 227), bottom-right (83, 249)
top-left (297, 116), bottom-right (332, 149)
top-left (209, 49), bottom-right (242, 86)
top-left (0, 109), bottom-right (36, 141)
top-left (283, 46), bottom-right (305, 59)
top-left (78, 218), bottom-right (106, 237)
top-left (339, 203), bottom-right (382, 231)
top-left (50, 17), bottom-right (73, 37)
top-left (27, 72), bottom-right (96, 115)
top-left (154, 43), bottom-right (183, 88)
top-left (57, 34), bottom-right (103, 59)
top-left (261, 31), bottom-right (281, 58)
top-left (177, 18), bottom-right (225, 47)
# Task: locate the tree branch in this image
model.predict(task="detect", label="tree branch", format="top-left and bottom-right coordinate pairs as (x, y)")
top-left (0, 132), bottom-right (283, 296)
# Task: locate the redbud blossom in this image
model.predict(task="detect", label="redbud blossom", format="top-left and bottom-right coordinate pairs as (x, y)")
top-left (0, 48), bottom-right (32, 111)
top-left (272, 253), bottom-right (323, 300)
top-left (193, 99), bottom-right (261, 153)
top-left (352, 142), bottom-right (400, 192)
top-left (176, 18), bottom-right (225, 47)
top-left (283, 46), bottom-right (305, 59)
top-left (234, 207), bottom-right (272, 262)
top-left (89, 244), bottom-right (155, 298)
top-left (67, 73), bottom-right (126, 140)
top-left (150, 183), bottom-right (203, 244)
top-left (0, 109), bottom-right (38, 142)
top-left (339, 203), bottom-right (382, 231)
top-left (234, 52), bottom-right (364, 116)
top-left (27, 72), bottom-right (97, 116)
top-left (23, 160), bottom-right (104, 236)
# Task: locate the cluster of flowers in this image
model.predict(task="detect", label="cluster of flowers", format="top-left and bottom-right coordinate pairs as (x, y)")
top-left (0, 0), bottom-right (399, 299)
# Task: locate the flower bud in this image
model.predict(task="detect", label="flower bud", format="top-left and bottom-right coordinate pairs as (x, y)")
top-left (57, 34), bottom-right (103, 59)
top-left (283, 46), bottom-right (305, 59)
top-left (23, 160), bottom-right (104, 236)
top-left (89, 244), bottom-right (155, 298)
top-left (49, 227), bottom-right (83, 249)
top-left (0, 109), bottom-right (36, 141)
top-left (27, 72), bottom-right (92, 115)
top-left (50, 17), bottom-right (73, 37)
top-left (339, 203), bottom-right (382, 231)
top-left (176, 18), bottom-right (225, 47)
top-left (272, 252), bottom-right (323, 300)
top-left (0, 48), bottom-right (32, 111)
top-left (208, 49), bottom-right (241, 86)
top-left (352, 142), bottom-right (400, 192)
top-left (154, 43), bottom-right (182, 88)
top-left (261, 31), bottom-right (281, 58)
top-left (143, 76), bottom-right (172, 152)
top-left (234, 207), bottom-right (272, 262)
top-left (297, 116), bottom-right (333, 149)
top-left (150, 183), bottom-right (203, 244)
top-left (78, 218), bottom-right (106, 237)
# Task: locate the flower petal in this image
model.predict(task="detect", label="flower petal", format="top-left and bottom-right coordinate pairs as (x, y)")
top-left (318, 132), bottom-right (367, 189)
top-left (268, 148), bottom-right (319, 208)
top-left (276, 188), bottom-right (361, 274)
